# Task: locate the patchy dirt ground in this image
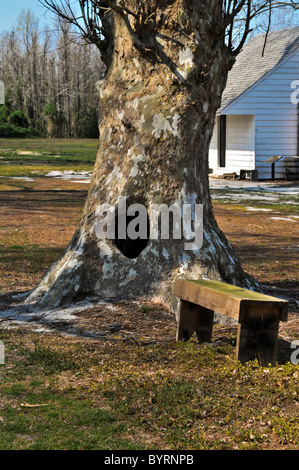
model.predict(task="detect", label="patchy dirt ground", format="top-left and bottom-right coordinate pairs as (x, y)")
top-left (0, 178), bottom-right (87, 293)
top-left (0, 176), bottom-right (298, 348)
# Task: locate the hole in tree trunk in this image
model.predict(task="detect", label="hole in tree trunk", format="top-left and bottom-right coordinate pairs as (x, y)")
top-left (114, 196), bottom-right (150, 259)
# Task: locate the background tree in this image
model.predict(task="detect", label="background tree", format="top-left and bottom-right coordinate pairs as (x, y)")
top-left (21, 0), bottom-right (298, 312)
top-left (0, 9), bottom-right (104, 138)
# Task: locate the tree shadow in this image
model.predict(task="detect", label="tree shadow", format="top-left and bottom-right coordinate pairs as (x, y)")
top-left (0, 189), bottom-right (88, 211)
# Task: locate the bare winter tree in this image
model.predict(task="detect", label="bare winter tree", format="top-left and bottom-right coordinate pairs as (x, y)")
top-left (0, 9), bottom-right (103, 138)
top-left (24, 0), bottom-right (297, 312)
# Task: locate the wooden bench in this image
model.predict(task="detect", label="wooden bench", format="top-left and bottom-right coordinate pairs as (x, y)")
top-left (174, 279), bottom-right (288, 366)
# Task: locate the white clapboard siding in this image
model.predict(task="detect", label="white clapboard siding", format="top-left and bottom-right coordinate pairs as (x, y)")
top-left (226, 115), bottom-right (255, 172)
top-left (223, 46), bottom-right (299, 179)
top-left (209, 115), bottom-right (255, 174)
top-left (209, 43), bottom-right (299, 179)
top-left (209, 119), bottom-right (218, 170)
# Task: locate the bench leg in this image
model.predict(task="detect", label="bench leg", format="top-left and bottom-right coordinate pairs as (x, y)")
top-left (237, 306), bottom-right (280, 366)
top-left (176, 300), bottom-right (214, 343)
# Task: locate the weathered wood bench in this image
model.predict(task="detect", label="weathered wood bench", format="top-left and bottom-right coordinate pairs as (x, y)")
top-left (174, 280), bottom-right (288, 366)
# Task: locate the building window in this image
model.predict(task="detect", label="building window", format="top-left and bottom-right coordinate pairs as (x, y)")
top-left (218, 115), bottom-right (226, 168)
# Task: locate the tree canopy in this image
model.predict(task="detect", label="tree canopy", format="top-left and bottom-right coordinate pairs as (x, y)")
top-left (39, 0), bottom-right (298, 74)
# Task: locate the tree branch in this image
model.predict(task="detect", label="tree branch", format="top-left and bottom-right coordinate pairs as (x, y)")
top-left (38, 0), bottom-right (299, 76)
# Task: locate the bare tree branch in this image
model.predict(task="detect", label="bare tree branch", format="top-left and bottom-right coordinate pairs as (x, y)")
top-left (38, 0), bottom-right (298, 78)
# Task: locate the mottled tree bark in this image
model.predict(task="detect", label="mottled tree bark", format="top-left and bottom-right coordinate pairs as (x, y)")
top-left (26, 1), bottom-right (258, 312)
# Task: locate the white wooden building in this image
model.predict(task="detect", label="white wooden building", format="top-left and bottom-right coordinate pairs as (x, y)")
top-left (209, 27), bottom-right (299, 180)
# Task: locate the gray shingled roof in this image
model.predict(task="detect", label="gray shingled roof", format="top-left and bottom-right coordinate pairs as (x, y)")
top-left (219, 26), bottom-right (299, 112)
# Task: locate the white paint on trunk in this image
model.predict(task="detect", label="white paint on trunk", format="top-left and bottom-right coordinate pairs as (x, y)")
top-left (179, 47), bottom-right (194, 67)
top-left (103, 260), bottom-right (116, 279)
top-left (152, 113), bottom-right (173, 138)
top-left (151, 113), bottom-right (181, 139)
top-left (203, 102), bottom-right (209, 113)
top-left (129, 153), bottom-right (146, 177)
top-left (119, 269), bottom-right (137, 286)
top-left (97, 240), bottom-right (114, 257)
top-left (105, 166), bottom-right (124, 186)
top-left (172, 114), bottom-right (181, 137)
top-left (118, 110), bottom-right (125, 120)
top-left (178, 46), bottom-right (195, 80)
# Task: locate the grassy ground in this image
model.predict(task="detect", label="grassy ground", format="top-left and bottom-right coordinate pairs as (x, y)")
top-left (0, 328), bottom-right (298, 450)
top-left (0, 139), bottom-right (298, 450)
top-left (0, 138), bottom-right (98, 176)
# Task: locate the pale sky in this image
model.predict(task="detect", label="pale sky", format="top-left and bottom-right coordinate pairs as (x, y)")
top-left (0, 0), bottom-right (50, 32)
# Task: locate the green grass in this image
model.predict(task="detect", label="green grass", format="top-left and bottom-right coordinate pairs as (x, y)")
top-left (0, 333), bottom-right (146, 450)
top-left (0, 138), bottom-right (98, 177)
top-left (0, 243), bottom-right (63, 277)
top-left (0, 329), bottom-right (298, 450)
top-left (0, 394), bottom-right (136, 450)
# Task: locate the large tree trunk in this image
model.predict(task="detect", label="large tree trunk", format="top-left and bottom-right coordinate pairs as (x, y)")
top-left (26, 1), bottom-right (259, 313)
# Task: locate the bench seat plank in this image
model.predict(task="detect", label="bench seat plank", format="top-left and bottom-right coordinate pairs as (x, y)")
top-left (174, 279), bottom-right (288, 322)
